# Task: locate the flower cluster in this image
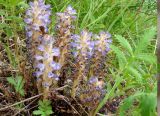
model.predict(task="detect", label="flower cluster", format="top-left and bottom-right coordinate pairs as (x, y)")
top-left (79, 76), bottom-right (106, 111)
top-left (91, 31), bottom-right (112, 77)
top-left (71, 30), bottom-right (93, 97)
top-left (24, 0), bottom-right (51, 63)
top-left (52, 6), bottom-right (77, 90)
top-left (25, 0), bottom-right (61, 99)
top-left (71, 30), bottom-right (111, 110)
top-left (71, 30), bottom-right (93, 58)
top-left (25, 1), bottom-right (112, 114)
top-left (55, 5), bottom-right (76, 67)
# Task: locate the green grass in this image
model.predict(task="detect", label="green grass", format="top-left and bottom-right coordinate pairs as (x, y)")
top-left (0, 0), bottom-right (157, 115)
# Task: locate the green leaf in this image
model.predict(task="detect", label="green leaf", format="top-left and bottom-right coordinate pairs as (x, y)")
top-left (44, 100), bottom-right (51, 106)
top-left (17, 1), bottom-right (29, 9)
top-left (0, 10), bottom-right (6, 15)
top-left (0, 23), bottom-right (9, 29)
top-left (3, 44), bottom-right (17, 67)
top-left (136, 53), bottom-right (156, 64)
top-left (19, 89), bottom-right (24, 96)
top-left (45, 110), bottom-right (53, 115)
top-left (119, 95), bottom-right (135, 116)
top-left (33, 110), bottom-right (43, 115)
top-left (17, 76), bottom-right (24, 90)
top-left (127, 66), bottom-right (142, 82)
top-left (7, 77), bottom-right (16, 86)
top-left (38, 100), bottom-right (44, 106)
top-left (110, 45), bottom-right (127, 70)
top-left (135, 27), bottom-right (156, 54)
top-left (114, 35), bottom-right (133, 55)
top-left (139, 93), bottom-right (157, 116)
top-left (34, 100), bottom-right (53, 116)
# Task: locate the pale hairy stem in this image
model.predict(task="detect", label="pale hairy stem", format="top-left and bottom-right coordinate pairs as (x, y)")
top-left (71, 60), bottom-right (85, 98)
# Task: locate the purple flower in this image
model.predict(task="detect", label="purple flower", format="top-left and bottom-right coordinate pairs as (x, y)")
top-left (35, 71), bottom-right (43, 77)
top-left (34, 55), bottom-right (44, 60)
top-left (50, 61), bottom-right (61, 70)
top-left (54, 77), bottom-right (59, 81)
top-left (71, 34), bottom-right (80, 40)
top-left (42, 82), bottom-right (50, 88)
top-left (52, 48), bottom-right (60, 56)
top-left (56, 13), bottom-right (63, 17)
top-left (94, 31), bottom-right (112, 56)
top-left (44, 4), bottom-right (51, 9)
top-left (26, 10), bottom-right (32, 16)
top-left (88, 76), bottom-right (98, 84)
top-left (25, 0), bottom-right (51, 36)
top-left (48, 72), bottom-right (55, 78)
top-left (26, 31), bottom-right (33, 37)
top-left (48, 72), bottom-right (59, 80)
top-left (88, 41), bottom-right (96, 56)
top-left (24, 18), bottom-right (32, 24)
top-left (37, 45), bottom-right (45, 51)
top-left (29, 2), bottom-right (34, 7)
top-left (42, 35), bottom-right (53, 45)
top-left (66, 5), bottom-right (77, 15)
top-left (70, 42), bottom-right (78, 48)
top-left (36, 63), bottom-right (45, 71)
top-left (72, 51), bottom-right (78, 57)
top-left (71, 16), bottom-right (77, 20)
top-left (32, 24), bottom-right (40, 31)
top-left (106, 32), bottom-right (112, 38)
top-left (43, 52), bottom-right (50, 59)
top-left (81, 30), bottom-right (92, 38)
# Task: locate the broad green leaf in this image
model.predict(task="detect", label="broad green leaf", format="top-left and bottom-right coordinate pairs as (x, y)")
top-left (114, 35), bottom-right (133, 55)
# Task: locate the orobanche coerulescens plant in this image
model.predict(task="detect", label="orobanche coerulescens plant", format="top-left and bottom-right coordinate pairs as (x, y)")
top-left (24, 0), bottom-right (111, 115)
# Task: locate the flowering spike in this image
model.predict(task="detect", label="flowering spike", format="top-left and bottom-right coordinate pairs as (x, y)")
top-left (25, 0), bottom-right (62, 99)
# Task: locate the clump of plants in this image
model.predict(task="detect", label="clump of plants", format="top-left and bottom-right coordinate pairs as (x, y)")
top-left (24, 0), bottom-right (111, 115)
top-left (0, 0), bottom-right (156, 116)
